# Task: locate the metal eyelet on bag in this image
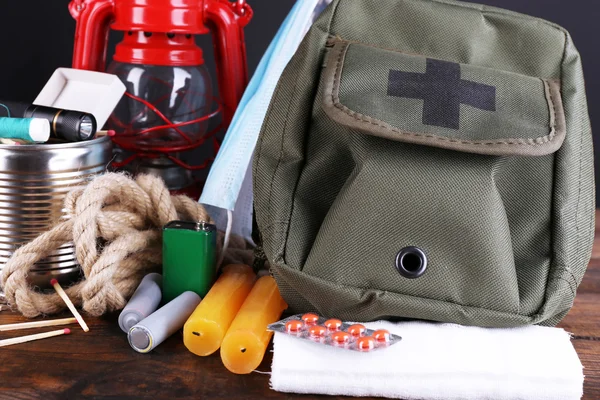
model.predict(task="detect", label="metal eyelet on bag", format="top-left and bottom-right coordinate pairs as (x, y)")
top-left (395, 247), bottom-right (427, 279)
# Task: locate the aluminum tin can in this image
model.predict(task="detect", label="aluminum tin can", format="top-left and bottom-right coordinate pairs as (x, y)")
top-left (0, 137), bottom-right (112, 289)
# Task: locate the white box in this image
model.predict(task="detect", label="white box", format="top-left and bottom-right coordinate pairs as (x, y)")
top-left (34, 68), bottom-right (126, 129)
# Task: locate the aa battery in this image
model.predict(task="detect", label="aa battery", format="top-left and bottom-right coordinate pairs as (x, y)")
top-left (118, 273), bottom-right (163, 333)
top-left (128, 291), bottom-right (201, 353)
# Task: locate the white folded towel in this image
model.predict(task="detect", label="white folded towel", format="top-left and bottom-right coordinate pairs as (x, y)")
top-left (271, 321), bottom-right (583, 400)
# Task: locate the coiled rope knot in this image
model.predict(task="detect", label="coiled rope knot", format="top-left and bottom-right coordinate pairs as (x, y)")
top-left (0, 173), bottom-right (215, 318)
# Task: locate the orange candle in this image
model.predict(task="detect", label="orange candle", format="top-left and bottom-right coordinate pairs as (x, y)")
top-left (220, 276), bottom-right (288, 374)
top-left (183, 264), bottom-right (256, 356)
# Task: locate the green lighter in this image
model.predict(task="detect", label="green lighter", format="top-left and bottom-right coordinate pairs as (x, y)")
top-left (162, 221), bottom-right (217, 303)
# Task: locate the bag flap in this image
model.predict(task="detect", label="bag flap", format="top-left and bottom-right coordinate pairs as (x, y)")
top-left (323, 40), bottom-right (566, 157)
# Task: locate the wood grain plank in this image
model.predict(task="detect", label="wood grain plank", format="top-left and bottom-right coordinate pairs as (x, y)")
top-left (0, 312), bottom-right (330, 400)
top-left (573, 339), bottom-right (600, 400)
top-left (559, 293), bottom-right (600, 339)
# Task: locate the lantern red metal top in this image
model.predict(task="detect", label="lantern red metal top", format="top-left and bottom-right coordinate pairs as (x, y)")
top-left (113, 32), bottom-right (205, 66)
top-left (111, 0), bottom-right (211, 34)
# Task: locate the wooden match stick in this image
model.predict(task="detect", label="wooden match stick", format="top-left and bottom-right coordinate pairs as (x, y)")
top-left (50, 279), bottom-right (89, 332)
top-left (0, 317), bottom-right (77, 332)
top-left (0, 328), bottom-right (71, 348)
top-left (94, 130), bottom-right (115, 138)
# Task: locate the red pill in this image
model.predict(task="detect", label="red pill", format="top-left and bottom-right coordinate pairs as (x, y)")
top-left (325, 319), bottom-right (342, 331)
top-left (302, 313), bottom-right (320, 326)
top-left (373, 329), bottom-right (391, 343)
top-left (309, 325), bottom-right (327, 338)
top-left (331, 331), bottom-right (351, 345)
top-left (285, 320), bottom-right (304, 333)
top-left (348, 324), bottom-right (366, 337)
top-left (357, 336), bottom-right (375, 352)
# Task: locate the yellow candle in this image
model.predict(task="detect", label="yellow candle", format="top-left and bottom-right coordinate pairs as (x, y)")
top-left (183, 264), bottom-right (256, 356)
top-left (220, 276), bottom-right (288, 374)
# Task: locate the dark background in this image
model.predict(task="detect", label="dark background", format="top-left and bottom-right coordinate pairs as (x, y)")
top-left (0, 0), bottom-right (597, 201)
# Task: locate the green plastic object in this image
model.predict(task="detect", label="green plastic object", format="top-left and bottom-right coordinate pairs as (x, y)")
top-left (162, 221), bottom-right (217, 304)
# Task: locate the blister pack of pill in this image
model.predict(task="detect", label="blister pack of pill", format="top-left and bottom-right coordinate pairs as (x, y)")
top-left (268, 313), bottom-right (402, 352)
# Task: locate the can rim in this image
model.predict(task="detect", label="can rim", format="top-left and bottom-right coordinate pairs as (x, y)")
top-left (0, 135), bottom-right (111, 151)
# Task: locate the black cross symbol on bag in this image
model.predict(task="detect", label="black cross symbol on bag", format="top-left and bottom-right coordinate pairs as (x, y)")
top-left (387, 59), bottom-right (496, 130)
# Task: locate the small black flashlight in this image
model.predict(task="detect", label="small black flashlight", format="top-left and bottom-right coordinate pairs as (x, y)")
top-left (0, 100), bottom-right (98, 142)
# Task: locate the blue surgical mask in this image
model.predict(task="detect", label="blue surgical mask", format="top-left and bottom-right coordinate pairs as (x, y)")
top-left (200, 0), bottom-right (333, 242)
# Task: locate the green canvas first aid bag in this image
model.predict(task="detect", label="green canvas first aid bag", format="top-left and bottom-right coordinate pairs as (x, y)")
top-left (253, 0), bottom-right (595, 327)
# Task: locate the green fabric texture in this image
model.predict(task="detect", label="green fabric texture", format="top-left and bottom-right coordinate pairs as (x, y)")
top-left (333, 41), bottom-right (561, 149)
top-left (253, 0), bottom-right (595, 327)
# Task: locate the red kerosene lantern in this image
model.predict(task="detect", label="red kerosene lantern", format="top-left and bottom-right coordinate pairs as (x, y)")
top-left (69, 0), bottom-right (252, 196)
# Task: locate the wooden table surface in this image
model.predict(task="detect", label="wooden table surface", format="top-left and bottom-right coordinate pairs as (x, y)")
top-left (1, 219), bottom-right (599, 400)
